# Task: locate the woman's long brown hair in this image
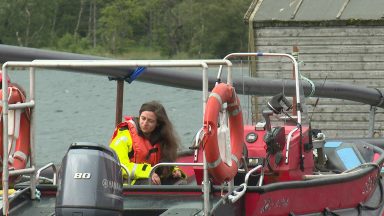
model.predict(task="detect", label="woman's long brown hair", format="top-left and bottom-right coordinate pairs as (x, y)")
top-left (139, 101), bottom-right (180, 163)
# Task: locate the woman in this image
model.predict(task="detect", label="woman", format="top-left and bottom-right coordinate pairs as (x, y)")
top-left (109, 101), bottom-right (184, 185)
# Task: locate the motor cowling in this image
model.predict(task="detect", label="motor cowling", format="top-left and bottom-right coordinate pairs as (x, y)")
top-left (55, 142), bottom-right (123, 216)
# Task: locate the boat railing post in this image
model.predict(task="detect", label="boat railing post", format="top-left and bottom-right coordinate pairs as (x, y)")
top-left (1, 64), bottom-right (38, 213)
top-left (228, 179), bottom-right (234, 199)
top-left (285, 127), bottom-right (299, 164)
top-left (216, 60), bottom-right (233, 85)
top-left (36, 163), bottom-right (57, 185)
top-left (222, 52), bottom-right (301, 123)
top-left (202, 62), bottom-right (208, 114)
top-left (2, 64), bottom-right (10, 216)
top-left (29, 66), bottom-right (37, 200)
top-left (201, 61), bottom-right (211, 215)
top-left (115, 80), bottom-right (124, 126)
top-left (226, 61), bottom-right (233, 86)
top-left (203, 153), bottom-right (211, 216)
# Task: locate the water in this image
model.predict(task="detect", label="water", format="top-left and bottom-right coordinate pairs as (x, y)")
top-left (10, 69), bottom-right (204, 167)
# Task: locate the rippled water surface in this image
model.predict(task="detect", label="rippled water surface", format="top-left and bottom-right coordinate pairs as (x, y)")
top-left (9, 63), bottom-right (253, 167)
top-left (11, 69), bottom-right (205, 166)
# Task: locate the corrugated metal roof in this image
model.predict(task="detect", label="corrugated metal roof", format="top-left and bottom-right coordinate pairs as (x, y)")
top-left (247, 0), bottom-right (384, 22)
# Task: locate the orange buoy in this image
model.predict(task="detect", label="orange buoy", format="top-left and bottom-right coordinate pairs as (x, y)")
top-left (203, 83), bottom-right (243, 183)
top-left (0, 81), bottom-right (31, 181)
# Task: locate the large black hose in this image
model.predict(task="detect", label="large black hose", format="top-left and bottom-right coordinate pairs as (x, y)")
top-left (0, 44), bottom-right (383, 108)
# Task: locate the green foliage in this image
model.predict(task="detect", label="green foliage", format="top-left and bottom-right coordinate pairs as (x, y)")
top-left (0, 0), bottom-right (58, 47)
top-left (0, 0), bottom-right (252, 58)
top-left (56, 33), bottom-right (91, 53)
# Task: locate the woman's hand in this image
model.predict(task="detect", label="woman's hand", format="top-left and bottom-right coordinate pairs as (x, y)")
top-left (151, 173), bottom-right (161, 185)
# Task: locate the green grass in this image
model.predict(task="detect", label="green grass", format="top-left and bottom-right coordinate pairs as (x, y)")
top-left (47, 45), bottom-right (201, 60)
top-left (113, 49), bottom-right (164, 60)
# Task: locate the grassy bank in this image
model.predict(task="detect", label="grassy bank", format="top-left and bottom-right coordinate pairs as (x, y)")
top-left (50, 45), bottom-right (197, 60)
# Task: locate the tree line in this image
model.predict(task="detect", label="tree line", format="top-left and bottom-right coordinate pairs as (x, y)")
top-left (0, 0), bottom-right (251, 58)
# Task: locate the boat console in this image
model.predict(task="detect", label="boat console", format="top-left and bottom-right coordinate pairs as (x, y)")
top-left (242, 93), bottom-right (315, 184)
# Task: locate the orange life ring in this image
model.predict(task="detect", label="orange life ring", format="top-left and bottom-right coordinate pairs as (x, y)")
top-left (203, 83), bottom-right (243, 183)
top-left (0, 84), bottom-right (31, 180)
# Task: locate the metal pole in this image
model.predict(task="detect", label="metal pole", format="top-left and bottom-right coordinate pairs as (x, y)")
top-left (29, 67), bottom-right (37, 199)
top-left (368, 106), bottom-right (376, 137)
top-left (201, 62), bottom-right (211, 215)
top-left (226, 62), bottom-right (233, 85)
top-left (2, 65), bottom-right (10, 215)
top-left (222, 52), bottom-right (301, 124)
top-left (203, 153), bottom-right (211, 216)
top-left (115, 80), bottom-right (124, 126)
top-left (202, 63), bottom-right (208, 112)
top-left (291, 46), bottom-right (299, 115)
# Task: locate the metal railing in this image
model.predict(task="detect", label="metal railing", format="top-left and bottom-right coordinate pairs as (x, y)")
top-left (1, 58), bottom-right (232, 216)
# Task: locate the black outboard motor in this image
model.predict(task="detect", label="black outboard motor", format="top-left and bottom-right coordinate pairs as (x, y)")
top-left (55, 142), bottom-right (123, 216)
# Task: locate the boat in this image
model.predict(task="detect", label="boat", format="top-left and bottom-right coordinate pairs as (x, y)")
top-left (1, 52), bottom-right (384, 216)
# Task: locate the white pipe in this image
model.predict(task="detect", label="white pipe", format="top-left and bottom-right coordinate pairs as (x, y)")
top-left (1, 63), bottom-right (10, 215)
top-left (221, 52), bottom-right (301, 123)
top-left (285, 127), bottom-right (299, 164)
top-left (6, 59), bottom-right (228, 68)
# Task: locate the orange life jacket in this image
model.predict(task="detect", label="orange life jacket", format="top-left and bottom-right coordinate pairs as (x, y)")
top-left (120, 116), bottom-right (161, 166)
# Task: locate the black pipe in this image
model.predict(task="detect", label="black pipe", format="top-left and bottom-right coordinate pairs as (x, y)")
top-left (0, 44), bottom-right (383, 108)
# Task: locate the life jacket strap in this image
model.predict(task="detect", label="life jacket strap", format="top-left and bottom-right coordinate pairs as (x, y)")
top-left (145, 147), bottom-right (158, 160)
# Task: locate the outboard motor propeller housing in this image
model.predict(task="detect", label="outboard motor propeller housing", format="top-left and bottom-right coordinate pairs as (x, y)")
top-left (55, 142), bottom-right (123, 216)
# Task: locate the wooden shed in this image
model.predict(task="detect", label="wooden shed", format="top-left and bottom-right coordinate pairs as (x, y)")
top-left (244, 0), bottom-right (384, 138)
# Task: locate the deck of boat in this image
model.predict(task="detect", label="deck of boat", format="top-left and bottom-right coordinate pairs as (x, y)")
top-left (4, 177), bottom-right (384, 216)
top-left (6, 184), bottom-right (243, 216)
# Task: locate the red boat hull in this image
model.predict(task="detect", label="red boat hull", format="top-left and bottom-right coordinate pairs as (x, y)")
top-left (244, 169), bottom-right (380, 215)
